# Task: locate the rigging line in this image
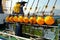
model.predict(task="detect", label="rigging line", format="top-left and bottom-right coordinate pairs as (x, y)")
top-left (44, 0), bottom-right (50, 10)
top-left (37, 7), bottom-right (41, 13)
top-left (42, 0), bottom-right (50, 12)
top-left (37, 0), bottom-right (44, 13)
top-left (30, 0), bottom-right (35, 10)
top-left (46, 0), bottom-right (50, 5)
top-left (40, 1), bottom-right (46, 12)
top-left (41, 0), bottom-right (50, 13)
top-left (26, 0), bottom-right (29, 7)
top-left (34, 0), bottom-right (40, 11)
top-left (31, 0), bottom-right (35, 7)
top-left (54, 0), bottom-right (57, 6)
top-left (28, 0), bottom-right (35, 14)
top-left (33, 0), bottom-right (40, 15)
top-left (40, 0), bottom-right (50, 12)
top-left (40, 0), bottom-right (50, 16)
top-left (38, 0), bottom-right (45, 13)
top-left (37, 2), bottom-right (41, 13)
top-left (24, 0), bottom-right (29, 10)
top-left (52, 0), bottom-right (57, 10)
top-left (50, 0), bottom-right (58, 13)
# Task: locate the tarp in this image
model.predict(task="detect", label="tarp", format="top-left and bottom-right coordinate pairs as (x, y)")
top-left (0, 14), bottom-right (8, 24)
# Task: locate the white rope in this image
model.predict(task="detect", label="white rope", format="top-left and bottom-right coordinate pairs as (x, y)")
top-left (0, 32), bottom-right (30, 40)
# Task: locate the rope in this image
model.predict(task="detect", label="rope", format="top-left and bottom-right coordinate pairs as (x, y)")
top-left (34, 0), bottom-right (40, 11)
top-left (50, 0), bottom-right (58, 15)
top-left (30, 0), bottom-right (35, 10)
top-left (40, 0), bottom-right (50, 13)
top-left (36, 0), bottom-right (42, 13)
top-left (52, 0), bottom-right (57, 10)
top-left (24, 0), bottom-right (29, 10)
top-left (44, 0), bottom-right (50, 10)
top-left (39, 0), bottom-right (50, 14)
top-left (37, 7), bottom-right (41, 13)
top-left (54, 0), bottom-right (57, 6)
top-left (27, 0), bottom-right (36, 15)
top-left (41, 0), bottom-right (50, 16)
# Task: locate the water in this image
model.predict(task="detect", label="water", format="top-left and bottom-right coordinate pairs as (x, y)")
top-left (54, 15), bottom-right (60, 19)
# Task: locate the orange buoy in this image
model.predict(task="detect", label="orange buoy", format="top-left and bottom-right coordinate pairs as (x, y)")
top-left (36, 16), bottom-right (44, 25)
top-left (6, 16), bottom-right (10, 22)
top-left (44, 16), bottom-right (55, 25)
top-left (13, 16), bottom-right (18, 22)
top-left (29, 16), bottom-right (36, 24)
top-left (18, 16), bottom-right (23, 23)
top-left (9, 16), bottom-right (13, 22)
top-left (23, 16), bottom-right (29, 23)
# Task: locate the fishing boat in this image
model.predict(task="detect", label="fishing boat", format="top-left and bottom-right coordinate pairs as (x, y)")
top-left (0, 0), bottom-right (60, 40)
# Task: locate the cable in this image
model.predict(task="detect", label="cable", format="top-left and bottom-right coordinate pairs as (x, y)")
top-left (24, 0), bottom-right (29, 10)
top-left (30, 0), bottom-right (35, 10)
top-left (27, 0), bottom-right (36, 15)
top-left (50, 0), bottom-right (58, 16)
top-left (41, 0), bottom-right (50, 16)
top-left (34, 0), bottom-right (40, 11)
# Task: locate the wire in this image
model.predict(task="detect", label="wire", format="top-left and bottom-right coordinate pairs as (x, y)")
top-left (24, 0), bottom-right (29, 10)
top-left (40, 0), bottom-right (50, 14)
top-left (27, 0), bottom-right (36, 15)
top-left (34, 0), bottom-right (40, 11)
top-left (50, 0), bottom-right (58, 15)
top-left (30, 0), bottom-right (35, 10)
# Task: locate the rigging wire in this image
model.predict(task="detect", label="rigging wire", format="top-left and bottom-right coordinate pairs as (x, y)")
top-left (41, 0), bottom-right (50, 16)
top-left (30, 0), bottom-right (35, 10)
top-left (33, 0), bottom-right (40, 15)
top-left (36, 0), bottom-right (58, 15)
top-left (43, 0), bottom-right (50, 11)
top-left (40, 0), bottom-right (50, 13)
top-left (50, 0), bottom-right (58, 15)
top-left (34, 0), bottom-right (40, 11)
top-left (27, 0), bottom-right (35, 15)
top-left (24, 0), bottom-right (29, 10)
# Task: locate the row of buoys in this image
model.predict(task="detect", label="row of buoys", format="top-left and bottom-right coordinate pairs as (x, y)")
top-left (6, 15), bottom-right (55, 25)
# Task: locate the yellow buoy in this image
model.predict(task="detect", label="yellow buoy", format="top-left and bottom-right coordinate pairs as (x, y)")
top-left (9, 16), bottom-right (13, 22)
top-left (36, 16), bottom-right (44, 25)
top-left (18, 16), bottom-right (23, 23)
top-left (13, 16), bottom-right (18, 22)
top-left (5, 16), bottom-right (10, 22)
top-left (23, 16), bottom-right (29, 23)
top-left (44, 16), bottom-right (55, 25)
top-left (29, 16), bottom-right (36, 24)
